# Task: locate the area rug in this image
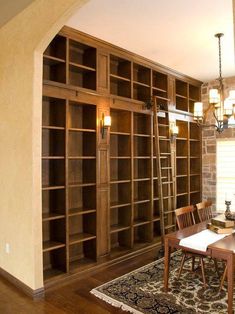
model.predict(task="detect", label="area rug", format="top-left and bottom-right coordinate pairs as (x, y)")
top-left (91, 251), bottom-right (235, 313)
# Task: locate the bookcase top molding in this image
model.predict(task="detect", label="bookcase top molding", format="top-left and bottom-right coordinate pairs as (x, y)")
top-left (61, 26), bottom-right (202, 86)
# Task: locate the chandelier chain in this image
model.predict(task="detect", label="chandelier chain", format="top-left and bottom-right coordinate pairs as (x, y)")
top-left (215, 33), bottom-right (224, 82)
top-left (193, 32), bottom-right (235, 133)
top-left (218, 34), bottom-right (222, 80)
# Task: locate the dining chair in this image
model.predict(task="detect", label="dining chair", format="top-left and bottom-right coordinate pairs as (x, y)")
top-left (219, 265), bottom-right (227, 292)
top-left (195, 200), bottom-right (213, 222)
top-left (195, 200), bottom-right (223, 286)
top-left (175, 205), bottom-right (207, 288)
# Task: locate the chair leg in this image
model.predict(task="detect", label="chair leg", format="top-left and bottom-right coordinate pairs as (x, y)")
top-left (200, 257), bottom-right (206, 288)
top-left (178, 253), bottom-right (186, 279)
top-left (191, 256), bottom-right (195, 271)
top-left (213, 258), bottom-right (220, 278)
top-left (219, 265), bottom-right (227, 292)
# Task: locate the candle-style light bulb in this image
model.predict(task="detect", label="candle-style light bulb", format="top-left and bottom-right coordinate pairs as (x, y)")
top-left (194, 102), bottom-right (203, 120)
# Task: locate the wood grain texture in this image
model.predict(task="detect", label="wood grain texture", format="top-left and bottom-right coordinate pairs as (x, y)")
top-left (42, 26), bottom-right (202, 286)
top-left (0, 249), bottom-right (157, 314)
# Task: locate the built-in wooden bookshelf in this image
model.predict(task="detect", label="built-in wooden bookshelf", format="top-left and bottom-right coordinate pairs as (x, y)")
top-left (175, 120), bottom-right (201, 208)
top-left (189, 122), bottom-right (201, 204)
top-left (109, 105), bottom-right (176, 255)
top-left (175, 79), bottom-right (200, 113)
top-left (133, 64), bottom-right (151, 102)
top-left (43, 34), bottom-right (97, 90)
top-left (42, 96), bottom-right (97, 280)
top-left (42, 25), bottom-right (202, 285)
top-left (109, 56), bottom-right (169, 104)
top-left (110, 109), bottom-right (132, 256)
top-left (110, 55), bottom-right (131, 98)
top-left (133, 112), bottom-right (152, 248)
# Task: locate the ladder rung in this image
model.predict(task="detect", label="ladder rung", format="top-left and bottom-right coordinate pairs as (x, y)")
top-left (152, 97), bottom-right (175, 241)
top-left (165, 224), bottom-right (176, 230)
top-left (158, 124), bottom-right (169, 127)
top-left (164, 210), bottom-right (175, 214)
top-left (163, 195), bottom-right (174, 199)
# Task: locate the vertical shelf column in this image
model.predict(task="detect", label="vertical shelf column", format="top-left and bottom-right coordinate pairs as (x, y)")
top-left (133, 112), bottom-right (152, 248)
top-left (175, 120), bottom-right (189, 207)
top-left (67, 101), bottom-right (97, 272)
top-left (96, 98), bottom-right (111, 260)
top-left (43, 35), bottom-right (67, 84)
top-left (109, 108), bottom-right (132, 258)
top-left (42, 96), bottom-right (67, 281)
top-left (189, 122), bottom-right (201, 204)
top-left (110, 55), bottom-right (131, 98)
top-left (97, 50), bottom-right (109, 95)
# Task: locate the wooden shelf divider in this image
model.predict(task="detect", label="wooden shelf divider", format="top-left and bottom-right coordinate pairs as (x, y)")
top-left (42, 26), bottom-right (202, 285)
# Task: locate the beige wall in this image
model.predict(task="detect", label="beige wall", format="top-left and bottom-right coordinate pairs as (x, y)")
top-left (202, 77), bottom-right (235, 209)
top-left (0, 0), bottom-right (234, 292)
top-left (0, 0), bottom-right (88, 290)
top-left (0, 0), bottom-right (34, 28)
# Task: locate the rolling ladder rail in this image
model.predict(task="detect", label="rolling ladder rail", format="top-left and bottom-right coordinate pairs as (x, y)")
top-left (152, 96), bottom-right (176, 245)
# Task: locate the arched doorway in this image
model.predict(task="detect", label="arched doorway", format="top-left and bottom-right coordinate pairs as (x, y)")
top-left (0, 0), bottom-right (89, 292)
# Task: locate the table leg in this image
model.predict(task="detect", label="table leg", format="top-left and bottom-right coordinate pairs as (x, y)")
top-left (164, 237), bottom-right (171, 292)
top-left (227, 253), bottom-right (234, 314)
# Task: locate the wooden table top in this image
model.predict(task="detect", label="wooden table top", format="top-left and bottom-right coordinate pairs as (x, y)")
top-left (165, 221), bottom-right (235, 253)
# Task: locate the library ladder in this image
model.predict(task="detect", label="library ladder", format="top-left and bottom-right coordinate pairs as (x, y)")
top-left (152, 96), bottom-right (176, 244)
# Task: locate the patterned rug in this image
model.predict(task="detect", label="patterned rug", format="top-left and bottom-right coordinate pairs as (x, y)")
top-left (91, 251), bottom-right (235, 313)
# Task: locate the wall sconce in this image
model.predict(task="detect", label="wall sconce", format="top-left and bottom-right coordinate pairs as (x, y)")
top-left (169, 122), bottom-right (179, 142)
top-left (100, 113), bottom-right (111, 138)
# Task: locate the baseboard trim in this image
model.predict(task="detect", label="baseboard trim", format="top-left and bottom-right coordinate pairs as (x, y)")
top-left (0, 267), bottom-right (44, 299)
top-left (44, 243), bottom-right (161, 291)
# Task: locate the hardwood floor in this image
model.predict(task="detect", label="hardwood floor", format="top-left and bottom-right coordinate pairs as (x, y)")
top-left (0, 249), bottom-right (158, 314)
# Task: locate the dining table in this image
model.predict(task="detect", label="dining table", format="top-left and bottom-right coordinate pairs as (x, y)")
top-left (164, 221), bottom-right (235, 314)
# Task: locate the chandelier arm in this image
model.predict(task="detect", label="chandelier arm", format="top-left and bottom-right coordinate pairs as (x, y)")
top-left (195, 120), bottom-right (218, 129)
top-left (212, 110), bottom-right (224, 133)
top-left (202, 103), bottom-right (214, 121)
top-left (213, 110), bottom-right (219, 124)
top-left (193, 33), bottom-right (230, 134)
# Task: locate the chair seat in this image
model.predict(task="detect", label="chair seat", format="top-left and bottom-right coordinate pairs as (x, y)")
top-left (195, 200), bottom-right (226, 292)
top-left (175, 204), bottom-right (220, 289)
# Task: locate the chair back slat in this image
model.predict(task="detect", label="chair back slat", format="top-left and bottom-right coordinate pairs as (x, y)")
top-left (175, 205), bottom-right (195, 230)
top-left (196, 200), bottom-right (213, 222)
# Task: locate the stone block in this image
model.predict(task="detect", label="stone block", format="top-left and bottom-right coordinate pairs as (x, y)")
top-left (203, 154), bottom-right (216, 164)
top-left (207, 145), bottom-right (216, 153)
top-left (202, 173), bottom-right (211, 179)
top-left (208, 180), bottom-right (216, 186)
top-left (202, 129), bottom-right (215, 137)
top-left (206, 139), bottom-right (215, 145)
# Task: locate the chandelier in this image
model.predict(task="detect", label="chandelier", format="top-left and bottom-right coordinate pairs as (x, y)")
top-left (193, 33), bottom-right (235, 133)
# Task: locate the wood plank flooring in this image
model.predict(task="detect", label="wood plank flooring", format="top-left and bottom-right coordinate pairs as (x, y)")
top-left (0, 249), bottom-right (158, 314)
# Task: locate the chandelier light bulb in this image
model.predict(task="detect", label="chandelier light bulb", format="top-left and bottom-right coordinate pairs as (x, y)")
top-left (193, 32), bottom-right (234, 133)
top-left (194, 102), bottom-right (203, 120)
top-left (209, 89), bottom-right (219, 104)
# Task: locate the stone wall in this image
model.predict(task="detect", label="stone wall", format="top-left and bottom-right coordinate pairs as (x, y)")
top-left (201, 76), bottom-right (235, 209)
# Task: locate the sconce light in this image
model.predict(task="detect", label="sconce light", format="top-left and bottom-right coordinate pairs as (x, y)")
top-left (169, 122), bottom-right (179, 142)
top-left (100, 113), bottom-right (111, 138)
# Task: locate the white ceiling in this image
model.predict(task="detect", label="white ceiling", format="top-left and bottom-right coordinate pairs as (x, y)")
top-left (66, 0), bottom-right (235, 82)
